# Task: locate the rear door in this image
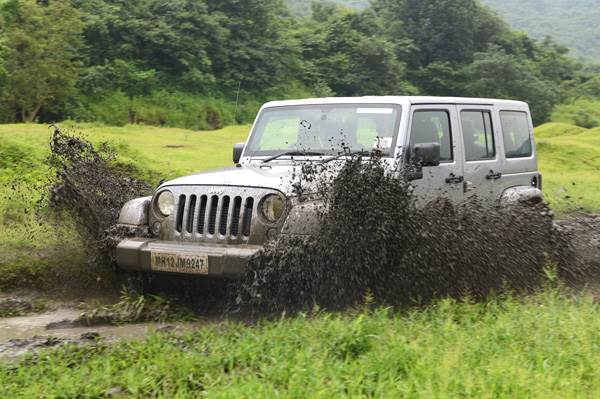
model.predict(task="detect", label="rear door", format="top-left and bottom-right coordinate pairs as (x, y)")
top-left (496, 106), bottom-right (538, 191)
top-left (407, 105), bottom-right (464, 204)
top-left (457, 105), bottom-right (504, 201)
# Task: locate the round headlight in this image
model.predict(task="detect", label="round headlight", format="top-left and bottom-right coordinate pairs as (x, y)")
top-left (261, 194), bottom-right (286, 223)
top-left (156, 191), bottom-right (175, 216)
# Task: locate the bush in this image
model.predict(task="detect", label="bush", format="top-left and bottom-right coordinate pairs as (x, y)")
top-left (73, 90), bottom-right (259, 130)
top-left (573, 111), bottom-right (599, 129)
top-left (87, 91), bottom-right (130, 126)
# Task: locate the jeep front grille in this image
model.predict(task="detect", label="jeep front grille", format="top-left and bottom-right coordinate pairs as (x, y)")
top-left (175, 194), bottom-right (254, 239)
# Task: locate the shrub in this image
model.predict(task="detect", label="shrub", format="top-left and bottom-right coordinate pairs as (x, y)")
top-left (573, 111), bottom-right (599, 129)
top-left (87, 91), bottom-right (130, 126)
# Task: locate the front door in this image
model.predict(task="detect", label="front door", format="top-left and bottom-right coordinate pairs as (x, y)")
top-left (457, 105), bottom-right (503, 202)
top-left (407, 105), bottom-right (464, 205)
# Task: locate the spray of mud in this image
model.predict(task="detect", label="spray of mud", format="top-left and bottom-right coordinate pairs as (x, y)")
top-left (48, 126), bottom-right (152, 265)
top-left (47, 127), bottom-right (232, 313)
top-left (47, 127), bottom-right (593, 317)
top-left (236, 156), bottom-right (588, 314)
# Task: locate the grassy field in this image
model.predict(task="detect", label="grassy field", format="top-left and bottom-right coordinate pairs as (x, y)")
top-left (535, 123), bottom-right (600, 212)
top-left (551, 98), bottom-right (600, 129)
top-left (2, 290), bottom-right (600, 397)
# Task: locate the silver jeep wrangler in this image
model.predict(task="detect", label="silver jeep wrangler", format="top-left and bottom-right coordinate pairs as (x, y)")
top-left (116, 97), bottom-right (543, 277)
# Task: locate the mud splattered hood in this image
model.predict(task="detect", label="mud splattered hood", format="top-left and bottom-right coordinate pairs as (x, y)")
top-left (158, 163), bottom-right (305, 195)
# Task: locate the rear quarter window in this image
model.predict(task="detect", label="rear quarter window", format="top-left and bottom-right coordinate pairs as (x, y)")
top-left (500, 111), bottom-right (532, 159)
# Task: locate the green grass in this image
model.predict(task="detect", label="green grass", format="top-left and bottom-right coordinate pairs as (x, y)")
top-left (551, 98), bottom-right (600, 129)
top-left (2, 290), bottom-right (600, 397)
top-left (536, 124), bottom-right (600, 212)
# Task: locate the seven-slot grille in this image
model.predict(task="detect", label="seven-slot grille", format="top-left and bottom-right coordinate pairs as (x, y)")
top-left (175, 193), bottom-right (254, 240)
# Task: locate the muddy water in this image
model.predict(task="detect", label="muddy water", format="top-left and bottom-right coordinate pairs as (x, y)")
top-left (0, 308), bottom-right (197, 361)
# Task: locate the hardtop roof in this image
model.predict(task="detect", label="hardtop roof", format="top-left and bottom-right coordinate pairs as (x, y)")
top-left (262, 96), bottom-right (528, 108)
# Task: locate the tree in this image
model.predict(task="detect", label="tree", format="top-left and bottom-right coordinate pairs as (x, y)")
top-left (204, 0), bottom-right (303, 90)
top-left (2, 0), bottom-right (84, 122)
top-left (463, 47), bottom-right (560, 124)
top-left (76, 0), bottom-right (227, 93)
top-left (298, 4), bottom-right (416, 96)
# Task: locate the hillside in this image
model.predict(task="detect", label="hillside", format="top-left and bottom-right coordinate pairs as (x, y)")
top-left (285, 0), bottom-right (600, 62)
top-left (479, 0), bottom-right (600, 62)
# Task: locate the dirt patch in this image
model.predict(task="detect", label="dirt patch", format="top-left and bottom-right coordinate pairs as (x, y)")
top-left (0, 297), bottom-right (47, 318)
top-left (0, 304), bottom-right (198, 361)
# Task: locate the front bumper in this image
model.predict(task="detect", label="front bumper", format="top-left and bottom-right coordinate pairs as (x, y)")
top-left (116, 238), bottom-right (262, 278)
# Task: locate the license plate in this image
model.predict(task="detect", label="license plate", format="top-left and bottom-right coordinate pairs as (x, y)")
top-left (151, 252), bottom-right (209, 275)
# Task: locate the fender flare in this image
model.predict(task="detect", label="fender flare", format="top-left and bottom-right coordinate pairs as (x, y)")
top-left (281, 200), bottom-right (324, 236)
top-left (118, 196), bottom-right (152, 226)
top-left (499, 186), bottom-right (544, 206)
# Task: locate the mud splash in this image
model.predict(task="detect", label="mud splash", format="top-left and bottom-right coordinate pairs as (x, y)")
top-left (49, 126), bottom-right (152, 264)
top-left (46, 127), bottom-right (591, 317)
top-left (236, 156), bottom-right (587, 314)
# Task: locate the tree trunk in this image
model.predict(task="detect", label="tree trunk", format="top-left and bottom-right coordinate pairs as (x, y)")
top-left (25, 103), bottom-right (43, 123)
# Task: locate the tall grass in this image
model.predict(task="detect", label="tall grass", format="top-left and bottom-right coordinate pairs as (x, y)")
top-left (1, 290), bottom-right (599, 397)
top-left (72, 90), bottom-right (262, 130)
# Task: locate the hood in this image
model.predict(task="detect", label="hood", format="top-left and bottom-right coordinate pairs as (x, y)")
top-left (159, 163), bottom-right (301, 194)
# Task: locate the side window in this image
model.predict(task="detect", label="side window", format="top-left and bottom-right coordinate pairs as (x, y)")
top-left (410, 110), bottom-right (453, 162)
top-left (461, 111), bottom-right (496, 161)
top-left (500, 111), bottom-right (532, 158)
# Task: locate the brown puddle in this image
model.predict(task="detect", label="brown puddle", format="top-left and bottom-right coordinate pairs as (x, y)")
top-left (0, 308), bottom-right (197, 361)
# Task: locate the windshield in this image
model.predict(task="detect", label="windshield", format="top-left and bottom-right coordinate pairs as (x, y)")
top-left (245, 104), bottom-right (402, 158)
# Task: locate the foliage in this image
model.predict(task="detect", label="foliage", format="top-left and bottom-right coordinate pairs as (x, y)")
top-left (3, 291), bottom-right (600, 397)
top-left (0, 0), bottom-right (84, 122)
top-left (0, 0), bottom-right (591, 127)
top-left (551, 98), bottom-right (600, 129)
top-left (296, 4), bottom-right (416, 96)
top-left (462, 46), bottom-right (559, 125)
top-left (285, 0), bottom-right (369, 15)
top-left (479, 0), bottom-right (600, 62)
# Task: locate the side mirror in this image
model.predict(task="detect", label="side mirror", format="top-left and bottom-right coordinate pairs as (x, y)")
top-left (407, 143), bottom-right (441, 181)
top-left (413, 142), bottom-right (441, 167)
top-left (233, 143), bottom-right (245, 164)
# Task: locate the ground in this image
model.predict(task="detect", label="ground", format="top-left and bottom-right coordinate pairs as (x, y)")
top-left (0, 120), bottom-right (599, 397)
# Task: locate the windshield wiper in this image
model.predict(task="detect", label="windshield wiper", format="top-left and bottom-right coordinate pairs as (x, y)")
top-left (262, 150), bottom-right (325, 163)
top-left (322, 150), bottom-right (373, 164)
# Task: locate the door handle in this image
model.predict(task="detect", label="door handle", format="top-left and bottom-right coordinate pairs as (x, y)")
top-left (445, 173), bottom-right (464, 184)
top-left (486, 170), bottom-right (502, 180)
